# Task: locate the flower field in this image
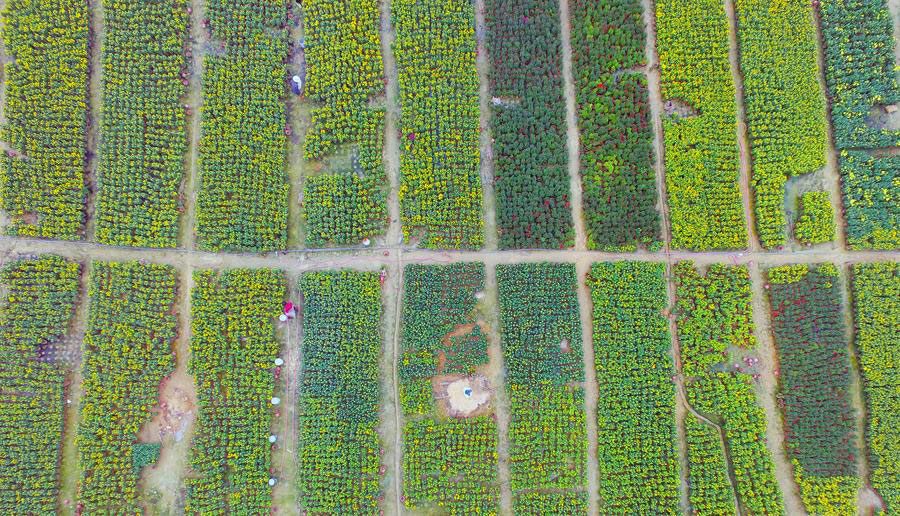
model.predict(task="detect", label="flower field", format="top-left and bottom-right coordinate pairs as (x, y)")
top-left (766, 264), bottom-right (859, 514)
top-left (589, 262), bottom-right (680, 513)
top-left (296, 270), bottom-right (383, 513)
top-left (0, 0), bottom-right (89, 239)
top-left (655, 0), bottom-right (746, 250)
top-left (0, 256), bottom-right (79, 512)
top-left (736, 0), bottom-right (829, 249)
top-left (497, 263), bottom-right (587, 508)
top-left (851, 263), bottom-right (899, 512)
top-left (571, 0), bottom-right (660, 250)
top-left (485, 0), bottom-right (572, 249)
top-left (838, 151), bottom-right (899, 250)
top-left (187, 268), bottom-right (284, 512)
top-left (399, 263), bottom-right (499, 513)
top-left (674, 262), bottom-right (783, 514)
top-left (794, 191), bottom-right (835, 245)
top-left (196, 1), bottom-right (290, 252)
top-left (78, 262), bottom-right (178, 511)
top-left (94, 1), bottom-right (189, 248)
top-left (818, 0), bottom-right (900, 149)
top-left (684, 415), bottom-right (735, 514)
top-left (394, 0), bottom-right (483, 249)
top-left (301, 0), bottom-right (388, 246)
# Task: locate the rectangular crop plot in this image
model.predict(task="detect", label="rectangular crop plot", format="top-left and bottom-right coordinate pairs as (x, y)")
top-left (196, 2), bottom-right (289, 252)
top-left (656, 0), bottom-right (746, 250)
top-left (394, 0), bottom-right (484, 249)
top-left (78, 262), bottom-right (178, 511)
top-left (766, 264), bottom-right (859, 513)
top-left (296, 271), bottom-right (383, 513)
top-left (736, 0), bottom-right (829, 248)
top-left (301, 0), bottom-right (388, 246)
top-left (839, 151), bottom-right (899, 250)
top-left (486, 0), bottom-right (572, 249)
top-left (852, 263), bottom-right (900, 512)
top-left (819, 0), bottom-right (900, 149)
top-left (0, 256), bottom-right (80, 513)
top-left (589, 262), bottom-right (679, 513)
top-left (0, 0), bottom-right (89, 239)
top-left (674, 262), bottom-right (782, 514)
top-left (570, 0), bottom-right (660, 250)
top-left (188, 268), bottom-right (285, 512)
top-left (684, 415), bottom-right (734, 514)
top-left (399, 263), bottom-right (500, 514)
top-left (94, 1), bottom-right (189, 248)
top-left (497, 263), bottom-right (587, 510)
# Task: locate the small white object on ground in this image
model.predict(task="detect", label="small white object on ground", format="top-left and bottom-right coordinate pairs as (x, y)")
top-left (268, 478), bottom-right (277, 486)
top-left (271, 397), bottom-right (281, 405)
top-left (274, 358), bottom-right (284, 366)
top-left (278, 314), bottom-right (288, 322)
top-left (292, 75), bottom-right (301, 84)
top-left (362, 238), bottom-right (371, 247)
top-left (269, 435), bottom-right (277, 443)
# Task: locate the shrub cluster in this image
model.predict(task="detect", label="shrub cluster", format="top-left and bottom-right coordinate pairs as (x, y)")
top-left (838, 150), bottom-right (899, 249)
top-left (571, 0), bottom-right (660, 249)
top-left (486, 0), bottom-right (572, 249)
top-left (196, 1), bottom-right (290, 251)
top-left (78, 262), bottom-right (178, 511)
top-left (95, 1), bottom-right (189, 248)
top-left (0, 0), bottom-right (89, 239)
top-left (0, 256), bottom-right (79, 512)
top-left (302, 0), bottom-right (388, 246)
top-left (656, 0), bottom-right (746, 250)
top-left (187, 268), bottom-right (284, 512)
top-left (589, 262), bottom-right (680, 513)
top-left (852, 263), bottom-right (900, 512)
top-left (766, 264), bottom-right (859, 514)
top-left (736, 0), bottom-right (829, 248)
top-left (394, 0), bottom-right (484, 249)
top-left (794, 191), bottom-right (835, 245)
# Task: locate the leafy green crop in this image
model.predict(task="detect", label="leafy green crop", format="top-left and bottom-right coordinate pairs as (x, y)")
top-left (839, 150), bottom-right (899, 249)
top-left (794, 191), bottom-right (835, 245)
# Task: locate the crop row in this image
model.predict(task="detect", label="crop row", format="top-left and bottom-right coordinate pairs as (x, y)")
top-left (497, 263), bottom-right (587, 506)
top-left (736, 0), bottom-right (829, 248)
top-left (656, 0), bottom-right (746, 250)
top-left (571, 0), bottom-right (659, 249)
top-left (766, 264), bottom-right (858, 513)
top-left (794, 191), bottom-right (836, 245)
top-left (486, 0), bottom-right (572, 249)
top-left (684, 415), bottom-right (734, 514)
top-left (394, 0), bottom-right (483, 249)
top-left (0, 0), bottom-right (89, 239)
top-left (838, 151), bottom-right (899, 250)
top-left (818, 0), bottom-right (900, 149)
top-left (674, 262), bottom-right (782, 514)
top-left (301, 0), bottom-right (387, 246)
top-left (297, 271), bottom-right (383, 513)
top-left (0, 256), bottom-right (80, 512)
top-left (851, 263), bottom-right (899, 512)
top-left (78, 262), bottom-right (177, 511)
top-left (399, 263), bottom-right (498, 514)
top-left (94, 1), bottom-right (189, 248)
top-left (196, 1), bottom-right (290, 252)
top-left (589, 262), bottom-right (680, 513)
top-left (187, 269), bottom-right (284, 512)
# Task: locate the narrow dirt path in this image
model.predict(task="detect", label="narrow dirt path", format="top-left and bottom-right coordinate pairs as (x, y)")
top-left (83, 0), bottom-right (104, 242)
top-left (574, 258), bottom-right (600, 516)
top-left (56, 260), bottom-right (92, 515)
top-left (723, 0), bottom-right (759, 253)
top-left (380, 0), bottom-right (402, 248)
top-left (474, 0), bottom-right (498, 252)
top-left (558, 0), bottom-right (586, 251)
top-left (389, 251), bottom-right (405, 516)
top-left (747, 262), bottom-right (806, 515)
top-left (179, 0), bottom-right (205, 250)
top-left (285, 9), bottom-right (306, 250)
top-left (272, 272), bottom-right (301, 512)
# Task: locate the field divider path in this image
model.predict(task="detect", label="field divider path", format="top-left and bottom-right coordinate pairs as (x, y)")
top-left (272, 271), bottom-right (302, 512)
top-left (56, 260), bottom-right (93, 515)
top-left (380, 0), bottom-right (402, 249)
top-left (376, 250), bottom-right (402, 516)
top-left (575, 258), bottom-right (600, 516)
top-left (474, 0), bottom-right (498, 252)
top-left (82, 0), bottom-right (105, 242)
top-left (180, 0), bottom-right (206, 250)
top-left (723, 0), bottom-right (759, 253)
top-left (390, 250), bottom-right (404, 516)
top-left (558, 0), bottom-right (586, 251)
